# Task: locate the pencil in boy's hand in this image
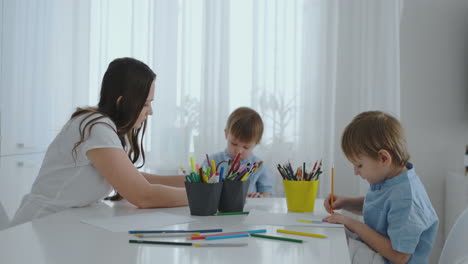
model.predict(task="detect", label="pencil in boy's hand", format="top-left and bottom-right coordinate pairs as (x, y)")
top-left (331, 165), bottom-right (335, 214)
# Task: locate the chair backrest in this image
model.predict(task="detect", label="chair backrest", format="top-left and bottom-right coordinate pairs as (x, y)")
top-left (439, 207), bottom-right (468, 264)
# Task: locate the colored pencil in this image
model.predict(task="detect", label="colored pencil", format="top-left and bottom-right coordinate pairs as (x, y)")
top-left (193, 243), bottom-right (248, 247)
top-left (129, 240), bottom-right (192, 246)
top-left (189, 229), bottom-right (267, 240)
top-left (296, 219), bottom-right (324, 224)
top-left (216, 211), bottom-right (249, 216)
top-left (134, 232), bottom-right (201, 238)
top-left (331, 165), bottom-right (335, 214)
top-left (128, 229), bottom-right (222, 234)
top-left (205, 233), bottom-right (249, 240)
top-left (129, 240), bottom-right (247, 247)
top-left (250, 233), bottom-right (303, 243)
top-left (277, 229), bottom-right (327, 239)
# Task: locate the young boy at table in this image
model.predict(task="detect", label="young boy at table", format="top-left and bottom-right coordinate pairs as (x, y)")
top-left (204, 107), bottom-right (274, 197)
top-left (323, 111), bottom-right (438, 264)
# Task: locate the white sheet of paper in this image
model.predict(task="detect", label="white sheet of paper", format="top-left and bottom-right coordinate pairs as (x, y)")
top-left (243, 209), bottom-right (343, 227)
top-left (81, 212), bottom-right (198, 232)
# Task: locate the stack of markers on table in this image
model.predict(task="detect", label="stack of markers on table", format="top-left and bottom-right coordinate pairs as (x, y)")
top-left (183, 153), bottom-right (262, 183)
top-left (277, 160), bottom-right (322, 181)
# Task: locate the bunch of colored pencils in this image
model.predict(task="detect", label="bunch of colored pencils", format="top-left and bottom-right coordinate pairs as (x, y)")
top-left (184, 153), bottom-right (262, 183)
top-left (222, 153), bottom-right (262, 182)
top-left (277, 160), bottom-right (322, 181)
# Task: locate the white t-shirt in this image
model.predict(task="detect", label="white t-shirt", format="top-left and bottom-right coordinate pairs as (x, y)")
top-left (10, 113), bottom-right (123, 226)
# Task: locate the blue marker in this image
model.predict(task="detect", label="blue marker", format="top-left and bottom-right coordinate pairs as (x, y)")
top-left (219, 167), bottom-right (225, 182)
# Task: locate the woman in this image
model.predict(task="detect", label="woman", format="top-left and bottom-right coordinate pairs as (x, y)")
top-left (11, 58), bottom-right (188, 227)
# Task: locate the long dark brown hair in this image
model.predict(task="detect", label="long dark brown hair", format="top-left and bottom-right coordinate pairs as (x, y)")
top-left (71, 57), bottom-right (156, 200)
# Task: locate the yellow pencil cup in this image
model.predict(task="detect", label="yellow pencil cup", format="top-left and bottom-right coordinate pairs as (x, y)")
top-left (283, 180), bottom-right (319, 212)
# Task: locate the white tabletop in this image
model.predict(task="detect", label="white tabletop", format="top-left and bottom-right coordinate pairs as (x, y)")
top-left (0, 198), bottom-right (350, 264)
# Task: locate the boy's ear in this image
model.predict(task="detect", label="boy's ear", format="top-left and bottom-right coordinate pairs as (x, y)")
top-left (224, 129), bottom-right (228, 139)
top-left (378, 149), bottom-right (392, 166)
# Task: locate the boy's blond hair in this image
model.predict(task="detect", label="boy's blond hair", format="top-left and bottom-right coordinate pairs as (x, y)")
top-left (225, 107), bottom-right (264, 144)
top-left (341, 111), bottom-right (410, 166)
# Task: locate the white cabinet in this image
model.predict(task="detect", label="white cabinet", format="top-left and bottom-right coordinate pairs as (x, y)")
top-left (0, 153), bottom-right (44, 229)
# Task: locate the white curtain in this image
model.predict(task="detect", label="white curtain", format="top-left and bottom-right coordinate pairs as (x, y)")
top-left (0, 0), bottom-right (90, 150)
top-left (333, 0), bottom-right (403, 196)
top-left (1, 0), bottom-right (402, 198)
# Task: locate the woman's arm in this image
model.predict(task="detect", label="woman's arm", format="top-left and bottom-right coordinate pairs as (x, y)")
top-left (141, 172), bottom-right (185, 188)
top-left (87, 148), bottom-right (188, 208)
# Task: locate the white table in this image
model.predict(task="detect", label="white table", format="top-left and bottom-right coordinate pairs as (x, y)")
top-left (0, 198), bottom-right (350, 264)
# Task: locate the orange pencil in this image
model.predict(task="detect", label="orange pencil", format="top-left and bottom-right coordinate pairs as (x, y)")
top-left (331, 165), bottom-right (335, 214)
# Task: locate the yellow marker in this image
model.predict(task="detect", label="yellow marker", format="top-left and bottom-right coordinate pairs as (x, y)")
top-left (190, 157), bottom-right (195, 172)
top-left (202, 172), bottom-right (209, 183)
top-left (277, 229), bottom-right (327, 239)
top-left (240, 171), bottom-right (250, 181)
top-left (211, 160), bottom-right (217, 174)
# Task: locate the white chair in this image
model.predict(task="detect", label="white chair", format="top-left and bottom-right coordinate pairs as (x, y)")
top-left (439, 207), bottom-right (468, 264)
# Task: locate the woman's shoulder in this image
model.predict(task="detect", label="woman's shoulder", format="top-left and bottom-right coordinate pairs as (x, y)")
top-left (68, 112), bottom-right (117, 130)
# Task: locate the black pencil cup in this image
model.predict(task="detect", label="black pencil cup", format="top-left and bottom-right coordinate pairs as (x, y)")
top-left (185, 182), bottom-right (223, 216)
top-left (218, 179), bottom-right (250, 212)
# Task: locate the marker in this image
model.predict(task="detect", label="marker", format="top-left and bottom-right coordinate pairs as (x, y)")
top-left (211, 160), bottom-right (217, 175)
top-left (219, 167), bottom-right (225, 182)
top-left (190, 157), bottom-right (196, 172)
top-left (277, 229), bottom-right (327, 239)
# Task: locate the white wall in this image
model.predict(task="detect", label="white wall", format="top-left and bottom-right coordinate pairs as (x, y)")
top-left (400, 0), bottom-right (468, 263)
